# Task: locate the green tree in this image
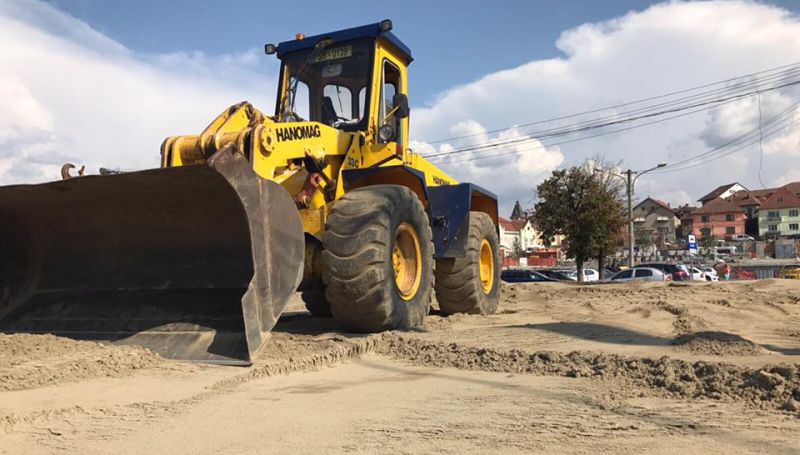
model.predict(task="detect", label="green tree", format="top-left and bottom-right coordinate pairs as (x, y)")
top-left (635, 229), bottom-right (655, 248)
top-left (511, 236), bottom-right (524, 259)
top-left (535, 164), bottom-right (625, 283)
top-left (588, 162), bottom-right (626, 280)
top-left (700, 227), bottom-right (716, 251)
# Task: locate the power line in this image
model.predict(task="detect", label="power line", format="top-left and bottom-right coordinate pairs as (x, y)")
top-left (652, 100), bottom-right (800, 174)
top-left (757, 93), bottom-right (766, 188)
top-left (423, 61), bottom-right (800, 146)
top-left (656, 100), bottom-right (799, 170)
top-left (426, 77), bottom-right (800, 162)
top-left (423, 71), bottom-right (800, 159)
top-left (655, 118), bottom-right (797, 175)
top-left (437, 101), bottom-right (726, 164)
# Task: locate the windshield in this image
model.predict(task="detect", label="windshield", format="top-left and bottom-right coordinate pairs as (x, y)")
top-left (277, 38), bottom-right (372, 130)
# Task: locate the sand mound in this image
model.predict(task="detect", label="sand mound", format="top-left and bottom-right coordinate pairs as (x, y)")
top-left (499, 281), bottom-right (519, 305)
top-left (673, 331), bottom-right (765, 356)
top-left (0, 334), bottom-right (162, 392)
top-left (375, 334), bottom-right (800, 415)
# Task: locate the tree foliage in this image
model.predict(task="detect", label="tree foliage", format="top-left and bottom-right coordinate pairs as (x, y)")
top-left (534, 163), bottom-right (625, 282)
top-left (511, 236), bottom-right (524, 259)
top-left (700, 227), bottom-right (716, 250)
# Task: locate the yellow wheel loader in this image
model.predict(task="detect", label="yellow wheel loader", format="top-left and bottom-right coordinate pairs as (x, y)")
top-left (0, 20), bottom-right (500, 365)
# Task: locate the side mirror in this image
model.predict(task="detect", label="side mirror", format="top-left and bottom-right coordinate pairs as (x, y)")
top-left (392, 93), bottom-right (409, 119)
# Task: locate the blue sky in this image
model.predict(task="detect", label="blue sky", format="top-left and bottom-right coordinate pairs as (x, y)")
top-left (46, 0), bottom-right (793, 106)
top-left (4, 0), bottom-right (800, 214)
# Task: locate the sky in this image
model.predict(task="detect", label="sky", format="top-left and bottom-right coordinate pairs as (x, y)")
top-left (2, 0), bottom-right (800, 216)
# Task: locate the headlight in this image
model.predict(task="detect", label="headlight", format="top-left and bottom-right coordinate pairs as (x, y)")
top-left (378, 124), bottom-right (396, 142)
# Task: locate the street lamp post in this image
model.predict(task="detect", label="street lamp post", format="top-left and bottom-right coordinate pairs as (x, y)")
top-left (596, 163), bottom-right (666, 268)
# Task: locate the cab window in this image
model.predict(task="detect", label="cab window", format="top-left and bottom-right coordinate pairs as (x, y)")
top-left (277, 38), bottom-right (372, 130)
top-left (323, 84), bottom-right (353, 121)
top-left (379, 59), bottom-right (402, 144)
top-left (292, 81), bottom-right (310, 120)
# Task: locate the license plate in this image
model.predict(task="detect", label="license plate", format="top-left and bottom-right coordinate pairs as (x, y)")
top-left (313, 46), bottom-right (352, 63)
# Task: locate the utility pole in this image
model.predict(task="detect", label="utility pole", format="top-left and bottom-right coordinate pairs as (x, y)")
top-left (595, 163), bottom-right (667, 269)
top-left (626, 169), bottom-right (634, 268)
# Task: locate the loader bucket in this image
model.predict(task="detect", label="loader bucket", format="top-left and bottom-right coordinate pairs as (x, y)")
top-left (0, 147), bottom-right (304, 365)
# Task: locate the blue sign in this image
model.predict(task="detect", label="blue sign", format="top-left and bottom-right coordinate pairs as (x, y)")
top-left (687, 234), bottom-right (697, 254)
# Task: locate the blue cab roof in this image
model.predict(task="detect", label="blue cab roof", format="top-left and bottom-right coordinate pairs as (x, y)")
top-left (275, 21), bottom-right (413, 63)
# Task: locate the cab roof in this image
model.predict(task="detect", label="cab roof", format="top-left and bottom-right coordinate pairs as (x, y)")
top-left (276, 21), bottom-right (413, 63)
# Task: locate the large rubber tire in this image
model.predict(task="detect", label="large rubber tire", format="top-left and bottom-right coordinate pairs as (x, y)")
top-left (301, 290), bottom-right (331, 317)
top-left (322, 185), bottom-right (433, 332)
top-left (434, 211), bottom-right (500, 315)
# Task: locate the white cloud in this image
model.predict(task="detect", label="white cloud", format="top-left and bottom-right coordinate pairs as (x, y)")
top-left (0, 0), bottom-right (277, 183)
top-left (414, 121), bottom-right (564, 207)
top-left (4, 0), bottom-right (800, 219)
top-left (411, 1), bottom-right (800, 216)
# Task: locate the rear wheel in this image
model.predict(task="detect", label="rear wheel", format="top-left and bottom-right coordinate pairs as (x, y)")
top-left (434, 211), bottom-right (500, 315)
top-left (322, 185), bottom-right (433, 332)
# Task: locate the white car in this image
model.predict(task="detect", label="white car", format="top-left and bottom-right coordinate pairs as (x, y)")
top-left (689, 267), bottom-right (706, 281)
top-left (566, 268), bottom-right (599, 282)
top-left (700, 266), bottom-right (719, 281)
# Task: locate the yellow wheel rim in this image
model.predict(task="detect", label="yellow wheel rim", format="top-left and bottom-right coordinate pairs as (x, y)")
top-left (479, 239), bottom-right (494, 294)
top-left (392, 222), bottom-right (422, 301)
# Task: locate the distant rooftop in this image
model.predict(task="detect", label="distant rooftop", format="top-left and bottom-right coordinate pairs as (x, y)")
top-left (691, 197), bottom-right (744, 215)
top-left (698, 182), bottom-right (746, 203)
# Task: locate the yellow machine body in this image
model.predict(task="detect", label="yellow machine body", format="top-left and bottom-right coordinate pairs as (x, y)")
top-left (161, 33), bottom-right (459, 240)
top-left (0, 21), bottom-right (498, 364)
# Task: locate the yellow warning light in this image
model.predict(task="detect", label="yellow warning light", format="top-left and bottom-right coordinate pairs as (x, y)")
top-left (295, 33), bottom-right (305, 40)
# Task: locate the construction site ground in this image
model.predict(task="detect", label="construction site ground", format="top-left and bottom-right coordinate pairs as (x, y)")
top-left (2, 280), bottom-right (800, 454)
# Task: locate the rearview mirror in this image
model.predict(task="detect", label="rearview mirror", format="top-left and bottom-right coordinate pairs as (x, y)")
top-left (392, 93), bottom-right (409, 119)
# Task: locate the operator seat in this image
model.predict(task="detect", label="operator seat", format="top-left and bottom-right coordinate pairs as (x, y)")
top-left (321, 96), bottom-right (338, 126)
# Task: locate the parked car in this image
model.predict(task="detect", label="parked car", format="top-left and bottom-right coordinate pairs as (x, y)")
top-left (609, 267), bottom-right (668, 282)
top-left (501, 270), bottom-right (558, 283)
top-left (565, 268), bottom-right (599, 282)
top-left (687, 266), bottom-right (719, 281)
top-left (537, 269), bottom-right (574, 281)
top-left (700, 266), bottom-right (719, 279)
top-left (635, 263), bottom-right (691, 281)
top-left (715, 246), bottom-right (738, 256)
top-left (779, 267), bottom-right (800, 280)
top-left (689, 266), bottom-right (705, 281)
top-left (730, 234), bottom-right (755, 242)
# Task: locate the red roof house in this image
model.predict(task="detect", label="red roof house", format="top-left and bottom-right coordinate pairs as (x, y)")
top-left (689, 197), bottom-right (746, 240)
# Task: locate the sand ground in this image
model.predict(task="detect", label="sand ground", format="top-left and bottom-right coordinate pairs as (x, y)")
top-left (2, 280), bottom-right (800, 454)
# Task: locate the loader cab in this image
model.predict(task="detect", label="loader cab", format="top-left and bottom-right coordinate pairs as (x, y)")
top-left (269, 20), bottom-right (411, 146)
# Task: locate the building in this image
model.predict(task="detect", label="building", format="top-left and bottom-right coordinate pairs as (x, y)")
top-left (509, 200), bottom-right (526, 220)
top-left (688, 197), bottom-right (746, 240)
top-left (757, 188), bottom-right (800, 238)
top-left (675, 204), bottom-right (697, 239)
top-left (499, 217), bottom-right (543, 254)
top-left (632, 197), bottom-right (680, 247)
top-left (721, 182), bottom-right (800, 238)
top-left (728, 189), bottom-right (771, 217)
top-left (499, 215), bottom-right (562, 257)
top-left (728, 189), bottom-right (771, 237)
top-left (499, 217), bottom-right (522, 254)
top-left (697, 182), bottom-right (748, 206)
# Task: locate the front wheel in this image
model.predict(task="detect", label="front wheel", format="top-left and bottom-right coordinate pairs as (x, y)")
top-left (322, 185), bottom-right (433, 332)
top-left (434, 211), bottom-right (500, 315)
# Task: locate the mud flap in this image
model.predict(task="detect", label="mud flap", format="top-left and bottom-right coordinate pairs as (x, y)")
top-left (0, 146), bottom-right (304, 365)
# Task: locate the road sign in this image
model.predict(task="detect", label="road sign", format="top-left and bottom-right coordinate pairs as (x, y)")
top-left (687, 234), bottom-right (697, 254)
